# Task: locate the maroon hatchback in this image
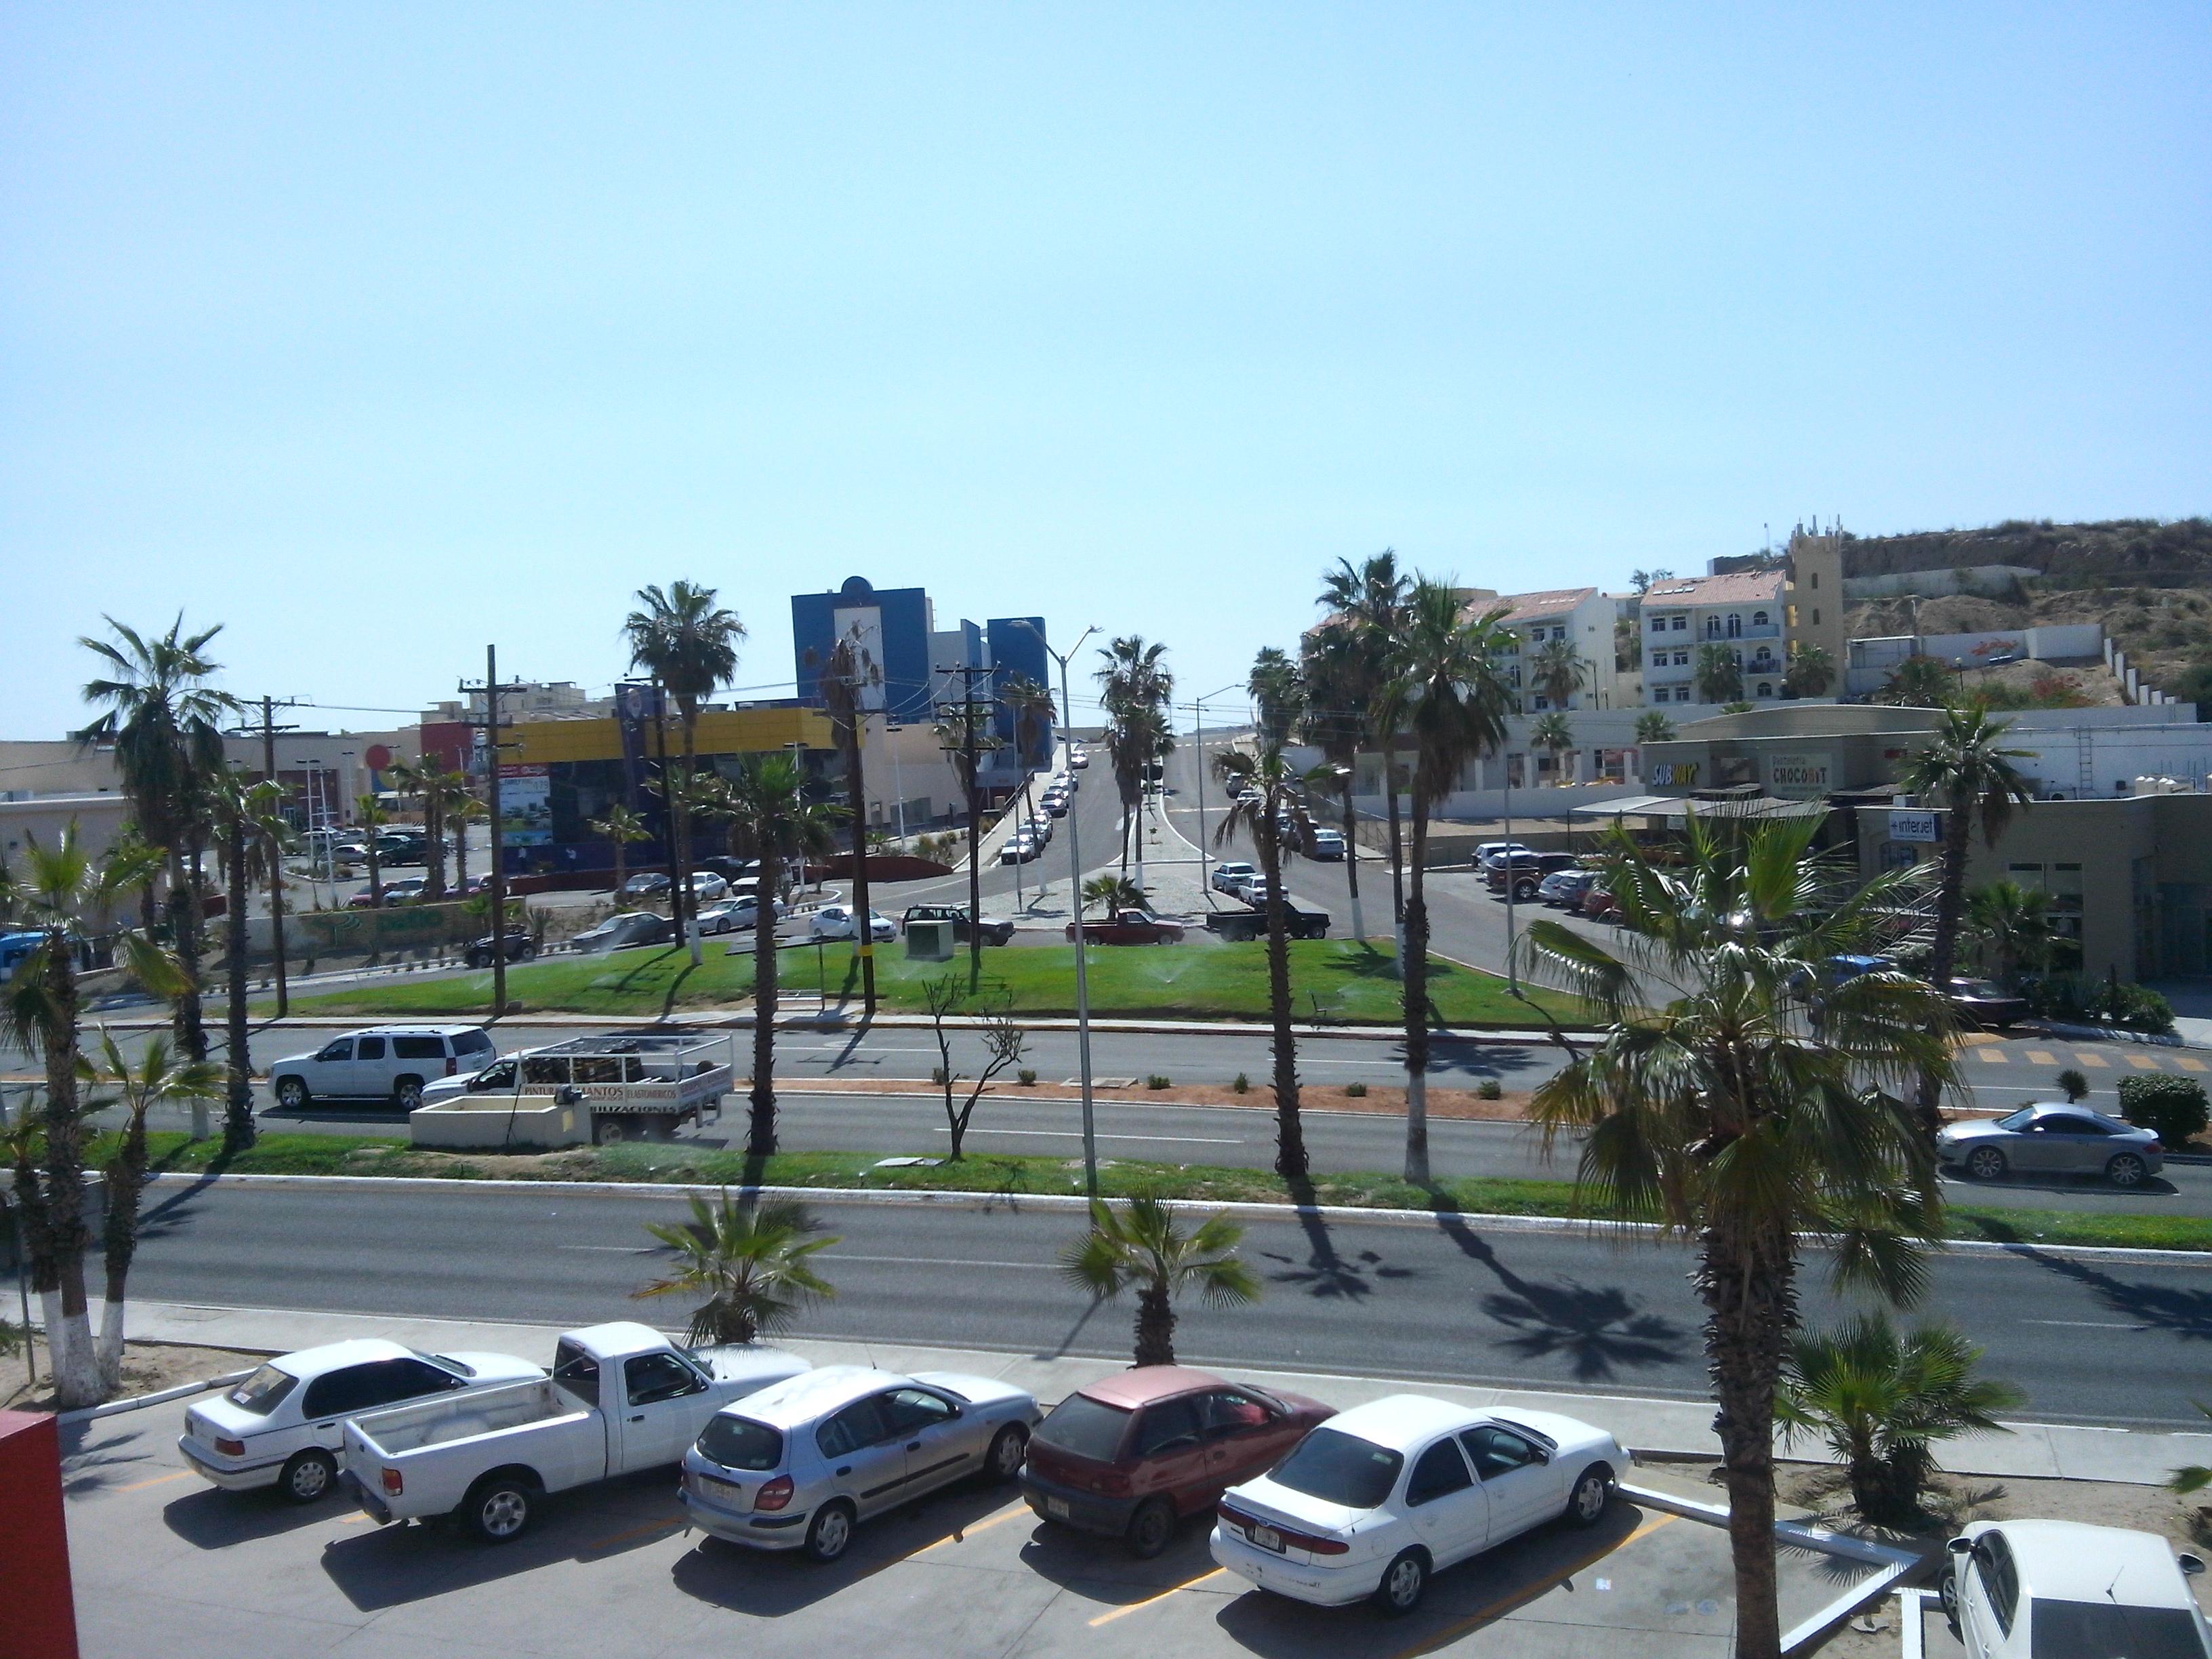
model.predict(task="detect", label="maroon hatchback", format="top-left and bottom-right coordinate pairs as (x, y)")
top-left (1022, 1366), bottom-right (1333, 1557)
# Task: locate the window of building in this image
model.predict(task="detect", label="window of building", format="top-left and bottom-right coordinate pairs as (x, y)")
top-left (1757, 683), bottom-right (1773, 698)
top-left (1651, 617), bottom-right (1667, 634)
top-left (1812, 607), bottom-right (1820, 626)
top-left (1671, 616), bottom-right (1685, 631)
top-left (1752, 611), bottom-right (1769, 627)
top-left (1809, 571), bottom-right (1819, 589)
top-left (1674, 650), bottom-right (1689, 666)
top-left (1727, 614), bottom-right (1742, 638)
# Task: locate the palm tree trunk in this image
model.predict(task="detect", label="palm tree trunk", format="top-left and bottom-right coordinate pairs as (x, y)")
top-left (1697, 1213), bottom-right (1794, 1659)
top-left (167, 848), bottom-right (210, 1138)
top-left (678, 720), bottom-right (702, 966)
top-left (266, 823), bottom-right (289, 1019)
top-left (37, 937), bottom-right (100, 1408)
top-left (748, 848), bottom-right (781, 1158)
top-left (1383, 742), bottom-right (1406, 979)
top-left (1261, 825), bottom-right (1308, 1181)
top-left (423, 791), bottom-right (447, 901)
top-left (842, 720), bottom-right (876, 1015)
top-left (224, 820), bottom-right (257, 1153)
top-left (1340, 779), bottom-right (1365, 942)
top-left (1913, 806), bottom-right (1973, 1139)
top-left (611, 836), bottom-right (627, 897)
top-left (1134, 1284), bottom-right (1176, 1367)
top-left (1402, 796), bottom-right (1432, 1185)
top-left (97, 1126), bottom-right (146, 1392)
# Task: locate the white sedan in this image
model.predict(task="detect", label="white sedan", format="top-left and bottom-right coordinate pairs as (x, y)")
top-left (809, 905), bottom-right (896, 943)
top-left (1212, 1397), bottom-right (1622, 1616)
top-left (177, 1339), bottom-right (544, 1503)
top-left (1942, 1519), bottom-right (2211, 1656)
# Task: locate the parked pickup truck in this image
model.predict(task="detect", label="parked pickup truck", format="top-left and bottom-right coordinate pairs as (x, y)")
top-left (339, 1322), bottom-right (808, 1542)
top-left (1065, 909), bottom-right (1185, 946)
top-left (1202, 899), bottom-right (1331, 943)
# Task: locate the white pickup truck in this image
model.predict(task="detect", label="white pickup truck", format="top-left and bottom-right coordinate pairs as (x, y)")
top-left (339, 1322), bottom-right (806, 1542)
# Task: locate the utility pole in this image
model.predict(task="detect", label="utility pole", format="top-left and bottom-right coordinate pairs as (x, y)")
top-left (458, 649), bottom-right (523, 1019)
top-left (939, 665), bottom-right (997, 984)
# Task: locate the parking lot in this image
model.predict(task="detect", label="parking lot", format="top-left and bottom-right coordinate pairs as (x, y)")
top-left (66, 1393), bottom-right (1882, 1659)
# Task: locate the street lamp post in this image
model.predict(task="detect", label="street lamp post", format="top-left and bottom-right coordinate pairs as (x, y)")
top-left (1012, 618), bottom-right (1101, 1199)
top-left (884, 722), bottom-right (908, 843)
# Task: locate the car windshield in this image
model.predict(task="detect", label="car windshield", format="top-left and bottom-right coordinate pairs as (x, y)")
top-left (1037, 1392), bottom-right (1134, 1460)
top-left (2026, 1599), bottom-right (2208, 1658)
top-left (226, 1364), bottom-right (300, 1415)
top-left (1953, 980), bottom-right (2007, 998)
top-left (1269, 1427), bottom-right (1404, 1510)
top-left (696, 1414), bottom-right (785, 1473)
top-left (1996, 1109), bottom-right (2039, 1131)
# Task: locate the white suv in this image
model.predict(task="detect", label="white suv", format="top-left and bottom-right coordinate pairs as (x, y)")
top-left (268, 1025), bottom-right (498, 1111)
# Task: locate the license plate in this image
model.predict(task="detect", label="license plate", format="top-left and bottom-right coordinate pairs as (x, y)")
top-left (691, 1473), bottom-right (743, 1504)
top-left (1253, 1525), bottom-right (1284, 1553)
top-left (1046, 1497), bottom-right (1071, 1519)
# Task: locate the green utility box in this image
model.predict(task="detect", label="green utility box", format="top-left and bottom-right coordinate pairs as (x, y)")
top-left (906, 918), bottom-right (955, 961)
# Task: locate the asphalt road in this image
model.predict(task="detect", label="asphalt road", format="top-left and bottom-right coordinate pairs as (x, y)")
top-left (121, 1181), bottom-right (2212, 1429)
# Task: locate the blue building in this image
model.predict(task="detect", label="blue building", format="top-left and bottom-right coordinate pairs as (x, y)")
top-left (790, 577), bottom-right (1054, 777)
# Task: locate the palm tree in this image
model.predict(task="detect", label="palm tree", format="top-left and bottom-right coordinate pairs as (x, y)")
top-left (1057, 1195), bottom-right (1260, 1367)
top-left (1318, 553), bottom-right (1412, 947)
top-left (1900, 708), bottom-right (2036, 1132)
top-left (1081, 873), bottom-right (1147, 916)
top-left (1247, 648), bottom-right (1303, 747)
top-left (1, 826), bottom-right (176, 1407)
top-left (588, 803), bottom-right (651, 896)
top-left (1778, 1313), bottom-right (2022, 1528)
top-left (1965, 880), bottom-right (2053, 987)
top-left (1096, 636), bottom-right (1175, 885)
top-left (209, 771), bottom-right (287, 1152)
top-left (1528, 637), bottom-right (1587, 710)
top-left (933, 700), bottom-right (1003, 981)
top-left (384, 755), bottom-right (448, 901)
top-left (1529, 711), bottom-right (1576, 784)
top-left (1782, 642), bottom-right (1835, 699)
top-left (1000, 674), bottom-right (1057, 913)
top-left (1694, 642), bottom-right (1744, 705)
top-left (78, 615), bottom-right (236, 1064)
top-left (80, 1030), bottom-right (224, 1391)
top-left (625, 581), bottom-right (746, 960)
top-left (714, 756), bottom-right (844, 1158)
top-left (1877, 655), bottom-right (1956, 709)
top-left (438, 771), bottom-right (483, 891)
top-left (1378, 581), bottom-right (1514, 1183)
top-left (354, 794), bottom-right (389, 906)
top-left (815, 630), bottom-right (884, 1010)
top-left (1299, 622), bottom-right (1372, 940)
top-left (633, 1194), bottom-right (837, 1345)
top-left (1214, 742), bottom-right (1336, 1181)
top-left (1635, 710), bottom-right (1677, 747)
top-left (1520, 814), bottom-right (1957, 1659)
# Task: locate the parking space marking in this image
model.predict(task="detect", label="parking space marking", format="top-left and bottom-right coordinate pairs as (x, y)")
top-left (116, 1470), bottom-right (193, 1494)
top-left (910, 1501), bottom-right (1030, 1556)
top-left (2125, 1053), bottom-right (2163, 1070)
top-left (835, 1253), bottom-right (1048, 1270)
top-left (1088, 1567), bottom-right (1229, 1626)
top-left (1385, 1509), bottom-right (1681, 1659)
top-left (2074, 1052), bottom-right (2110, 1068)
top-left (2024, 1049), bottom-right (2056, 1065)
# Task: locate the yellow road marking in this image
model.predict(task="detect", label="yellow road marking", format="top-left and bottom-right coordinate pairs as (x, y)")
top-left (2179, 1057), bottom-right (2207, 1073)
top-left (117, 1470), bottom-right (194, 1494)
top-left (912, 1502), bottom-right (1029, 1557)
top-left (2025, 1050), bottom-right (2056, 1065)
top-left (1973, 1047), bottom-right (2005, 1063)
top-left (2074, 1052), bottom-right (2110, 1068)
top-left (2125, 1053), bottom-right (2163, 1070)
top-left (1956, 1032), bottom-right (1999, 1048)
top-left (1088, 1567), bottom-right (1229, 1626)
top-left (1386, 1510), bottom-right (1681, 1659)
top-left (341, 1513), bottom-right (380, 1525)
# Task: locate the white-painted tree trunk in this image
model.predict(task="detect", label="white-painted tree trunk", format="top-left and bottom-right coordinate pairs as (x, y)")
top-left (1349, 882), bottom-right (1366, 943)
top-left (1404, 1069), bottom-right (1429, 1184)
top-left (39, 1288), bottom-right (67, 1385)
top-left (97, 1298), bottom-right (128, 1393)
top-left (49, 1303), bottom-right (100, 1408)
top-left (191, 1099), bottom-right (211, 1139)
top-left (1133, 800), bottom-right (1147, 896)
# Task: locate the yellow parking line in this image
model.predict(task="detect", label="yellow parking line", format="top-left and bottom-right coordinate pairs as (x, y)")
top-left (2074, 1052), bottom-right (2110, 1068)
top-left (2179, 1057), bottom-right (2207, 1073)
top-left (912, 1502), bottom-right (1029, 1556)
top-left (2125, 1053), bottom-right (2163, 1070)
top-left (1386, 1511), bottom-right (1681, 1659)
top-left (1088, 1567), bottom-right (1228, 1626)
top-left (117, 1470), bottom-right (194, 1494)
top-left (2024, 1050), bottom-right (2056, 1065)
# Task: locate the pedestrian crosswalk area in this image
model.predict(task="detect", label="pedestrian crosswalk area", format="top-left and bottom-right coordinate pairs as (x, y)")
top-left (1956, 1033), bottom-right (2208, 1076)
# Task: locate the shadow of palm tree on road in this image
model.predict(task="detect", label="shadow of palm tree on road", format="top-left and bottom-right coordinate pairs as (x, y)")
top-left (1956, 1216), bottom-right (2212, 1343)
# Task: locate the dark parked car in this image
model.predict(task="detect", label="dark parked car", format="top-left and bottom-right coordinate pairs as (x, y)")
top-left (901, 904), bottom-right (1015, 945)
top-left (1485, 852), bottom-right (1578, 900)
top-left (464, 929), bottom-right (538, 969)
top-left (1022, 1366), bottom-right (1333, 1558)
top-left (1203, 899), bottom-right (1330, 941)
top-left (1943, 977), bottom-right (2031, 1030)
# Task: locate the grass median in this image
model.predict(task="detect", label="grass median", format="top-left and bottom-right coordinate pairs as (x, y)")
top-left (131, 1132), bottom-right (2212, 1252)
top-left (279, 938), bottom-right (1593, 1028)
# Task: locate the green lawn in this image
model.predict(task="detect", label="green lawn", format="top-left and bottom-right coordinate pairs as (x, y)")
top-left (281, 939), bottom-right (1591, 1027)
top-left (129, 1133), bottom-right (2212, 1253)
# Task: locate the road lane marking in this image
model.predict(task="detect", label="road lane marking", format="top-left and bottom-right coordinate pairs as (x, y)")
top-left (2073, 1052), bottom-right (2110, 1068)
top-left (1088, 1567), bottom-right (1229, 1626)
top-left (1957, 1033), bottom-right (2000, 1048)
top-left (834, 1254), bottom-right (1050, 1270)
top-left (117, 1470), bottom-right (194, 1493)
top-left (2125, 1053), bottom-right (2163, 1069)
top-left (939, 1128), bottom-right (1247, 1145)
top-left (1385, 1510), bottom-right (1680, 1659)
top-left (2028, 1319), bottom-right (2149, 1330)
top-left (912, 1501), bottom-right (1030, 1555)
top-left (1973, 1048), bottom-right (2005, 1063)
top-left (2024, 1050), bottom-right (2055, 1065)
top-left (2180, 1057), bottom-right (2207, 1073)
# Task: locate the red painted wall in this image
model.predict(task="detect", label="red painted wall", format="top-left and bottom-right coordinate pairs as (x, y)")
top-left (0, 1410), bottom-right (81, 1658)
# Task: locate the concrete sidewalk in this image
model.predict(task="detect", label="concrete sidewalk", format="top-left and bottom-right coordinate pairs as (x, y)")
top-left (102, 1298), bottom-right (2212, 1488)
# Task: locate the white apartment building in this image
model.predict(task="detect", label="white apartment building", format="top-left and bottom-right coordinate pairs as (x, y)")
top-left (1467, 586), bottom-right (1624, 712)
top-left (1639, 570), bottom-right (1790, 706)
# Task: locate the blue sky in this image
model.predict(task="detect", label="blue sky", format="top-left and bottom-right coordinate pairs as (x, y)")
top-left (5, 3), bottom-right (2206, 737)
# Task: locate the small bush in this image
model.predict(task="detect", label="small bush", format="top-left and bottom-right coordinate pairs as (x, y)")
top-left (2117, 1074), bottom-right (2211, 1147)
top-left (2102, 982), bottom-right (2177, 1036)
top-left (2056, 1067), bottom-right (2090, 1103)
top-left (930, 1066), bottom-right (948, 1086)
top-left (1477, 1078), bottom-right (1503, 1100)
top-left (1145, 1073), bottom-right (1171, 1090)
top-left (1231, 1073), bottom-right (1249, 1093)
top-left (1345, 1081), bottom-right (1368, 1098)
top-left (1017, 1068), bottom-right (1038, 1086)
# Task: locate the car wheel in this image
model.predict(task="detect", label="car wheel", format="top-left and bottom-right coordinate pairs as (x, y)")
top-left (1373, 1549), bottom-right (1429, 1617)
top-left (805, 1499), bottom-right (856, 1563)
top-left (518, 943), bottom-right (537, 960)
top-left (1567, 1464), bottom-right (1613, 1527)
top-left (275, 1077), bottom-right (310, 1111)
top-left (1125, 1496), bottom-right (1176, 1560)
top-left (1965, 1145), bottom-right (2008, 1181)
top-left (1938, 1565), bottom-right (1961, 1633)
top-left (465, 1475), bottom-right (535, 1542)
top-left (393, 1078), bottom-right (425, 1111)
top-left (2106, 1152), bottom-right (2148, 1188)
top-left (986, 1424), bottom-right (1029, 1482)
top-left (278, 1448), bottom-right (337, 1504)
top-left (467, 951), bottom-right (489, 968)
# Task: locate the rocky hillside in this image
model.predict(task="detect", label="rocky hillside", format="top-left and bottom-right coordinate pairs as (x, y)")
top-left (1841, 518), bottom-right (2212, 584)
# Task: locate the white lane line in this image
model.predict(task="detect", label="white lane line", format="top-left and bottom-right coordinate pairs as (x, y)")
top-left (2025, 1319), bottom-right (2149, 1329)
top-left (832, 1254), bottom-right (1049, 1270)
top-left (557, 1245), bottom-right (655, 1252)
top-left (936, 1127), bottom-right (1247, 1145)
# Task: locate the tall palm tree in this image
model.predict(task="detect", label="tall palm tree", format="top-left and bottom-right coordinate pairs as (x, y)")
top-left (1694, 642), bottom-right (1744, 705)
top-left (1378, 581), bottom-right (1514, 1183)
top-left (1520, 814), bottom-right (1957, 1659)
top-left (209, 771), bottom-right (288, 1152)
top-left (354, 795), bottom-right (389, 907)
top-left (1213, 743), bottom-right (1336, 1181)
top-left (1, 826), bottom-right (176, 1407)
top-left (625, 581), bottom-right (746, 960)
top-left (1778, 1313), bottom-right (2021, 1528)
top-left (714, 756), bottom-right (844, 1158)
top-left (1900, 708), bottom-right (2035, 1132)
top-left (80, 1030), bottom-right (224, 1391)
top-left (384, 754), bottom-right (448, 901)
top-left (1317, 552), bottom-right (1412, 951)
top-left (1528, 636), bottom-right (1587, 710)
top-left (1247, 648), bottom-right (1303, 747)
top-left (933, 701), bottom-right (1002, 981)
top-left (1096, 636), bottom-right (1175, 885)
top-left (815, 630), bottom-right (883, 1011)
top-left (588, 803), bottom-right (651, 897)
top-left (1529, 711), bottom-right (1576, 783)
top-left (1057, 1195), bottom-right (1260, 1367)
top-left (438, 770), bottom-right (483, 891)
top-left (1965, 880), bottom-right (2053, 987)
top-left (1298, 622), bottom-right (1372, 940)
top-left (633, 1193), bottom-right (838, 1345)
top-left (999, 674), bottom-right (1057, 912)
top-left (78, 615), bottom-right (236, 1063)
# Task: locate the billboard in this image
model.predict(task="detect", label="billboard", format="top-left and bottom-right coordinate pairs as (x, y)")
top-left (498, 764), bottom-right (553, 845)
top-left (1889, 810), bottom-right (1940, 843)
top-left (1767, 754), bottom-right (1832, 798)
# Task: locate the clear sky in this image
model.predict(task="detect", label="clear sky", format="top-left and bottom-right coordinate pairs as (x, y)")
top-left (5, 3), bottom-right (2206, 738)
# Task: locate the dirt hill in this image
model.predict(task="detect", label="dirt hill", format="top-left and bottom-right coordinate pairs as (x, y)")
top-left (1841, 518), bottom-right (2212, 584)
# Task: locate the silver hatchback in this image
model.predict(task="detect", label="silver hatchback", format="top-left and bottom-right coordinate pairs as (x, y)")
top-left (678, 1365), bottom-right (1041, 1562)
top-left (1937, 1103), bottom-right (2165, 1187)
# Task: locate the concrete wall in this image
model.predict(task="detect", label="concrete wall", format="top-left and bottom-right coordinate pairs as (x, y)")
top-left (0, 793), bottom-right (132, 865)
top-left (1844, 625), bottom-right (2106, 695)
top-left (1841, 565), bottom-right (2040, 600)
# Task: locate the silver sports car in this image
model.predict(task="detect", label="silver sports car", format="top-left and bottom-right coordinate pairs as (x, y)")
top-left (1936, 1102), bottom-right (2164, 1187)
top-left (678, 1364), bottom-right (1041, 1561)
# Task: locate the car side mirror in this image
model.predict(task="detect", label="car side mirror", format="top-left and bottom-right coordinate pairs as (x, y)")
top-left (2180, 1553), bottom-right (2206, 1578)
top-left (1948, 1537), bottom-right (1971, 1556)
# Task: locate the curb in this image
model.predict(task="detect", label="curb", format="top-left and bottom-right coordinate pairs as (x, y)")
top-left (142, 1170), bottom-right (2212, 1264)
top-left (56, 1368), bottom-right (256, 1424)
top-left (2042, 1020), bottom-right (2211, 1052)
